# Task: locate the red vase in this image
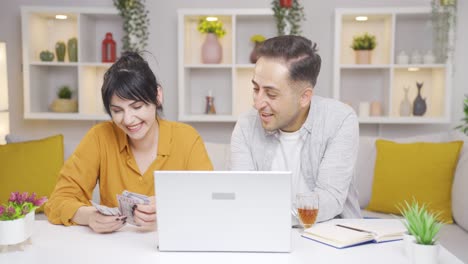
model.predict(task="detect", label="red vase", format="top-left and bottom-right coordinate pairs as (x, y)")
top-left (102, 32), bottom-right (116, 63)
top-left (280, 0), bottom-right (293, 8)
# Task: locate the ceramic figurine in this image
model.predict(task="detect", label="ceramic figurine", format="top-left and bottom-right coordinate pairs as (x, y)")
top-left (413, 82), bottom-right (427, 116)
top-left (399, 86), bottom-right (412, 116)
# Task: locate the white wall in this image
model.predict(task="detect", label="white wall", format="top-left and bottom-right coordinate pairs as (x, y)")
top-left (1, 0), bottom-right (467, 147)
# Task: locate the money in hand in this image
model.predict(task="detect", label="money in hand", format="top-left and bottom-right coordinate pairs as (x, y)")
top-left (117, 190), bottom-right (150, 226)
top-left (90, 200), bottom-right (120, 216)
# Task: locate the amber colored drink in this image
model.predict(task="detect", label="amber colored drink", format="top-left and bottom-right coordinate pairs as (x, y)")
top-left (298, 208), bottom-right (318, 228)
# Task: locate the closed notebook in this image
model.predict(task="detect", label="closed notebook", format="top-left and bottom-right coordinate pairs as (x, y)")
top-left (302, 219), bottom-right (406, 249)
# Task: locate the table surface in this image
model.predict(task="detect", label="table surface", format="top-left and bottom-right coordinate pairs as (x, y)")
top-left (0, 220), bottom-right (463, 264)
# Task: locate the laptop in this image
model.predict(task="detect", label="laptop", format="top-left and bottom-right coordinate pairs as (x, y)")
top-left (154, 171), bottom-right (292, 252)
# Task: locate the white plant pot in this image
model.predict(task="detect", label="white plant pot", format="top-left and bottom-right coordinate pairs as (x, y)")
top-left (403, 233), bottom-right (416, 258)
top-left (411, 242), bottom-right (439, 264)
top-left (0, 211), bottom-right (35, 247)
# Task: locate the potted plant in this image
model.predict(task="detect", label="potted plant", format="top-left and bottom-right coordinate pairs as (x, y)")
top-left (271, 0), bottom-right (305, 36)
top-left (455, 95), bottom-right (468, 135)
top-left (351, 32), bottom-right (377, 64)
top-left (399, 200), bottom-right (443, 264)
top-left (0, 192), bottom-right (47, 252)
top-left (49, 85), bottom-right (78, 113)
top-left (113, 0), bottom-right (149, 52)
top-left (197, 17), bottom-right (226, 64)
top-left (249, 34), bottom-right (266, 64)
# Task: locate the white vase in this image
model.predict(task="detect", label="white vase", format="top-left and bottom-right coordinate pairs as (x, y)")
top-left (0, 211), bottom-right (35, 251)
top-left (201, 33), bottom-right (222, 64)
top-left (411, 242), bottom-right (439, 264)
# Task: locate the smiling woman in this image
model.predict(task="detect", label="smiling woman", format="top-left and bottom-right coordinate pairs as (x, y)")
top-left (45, 52), bottom-right (213, 234)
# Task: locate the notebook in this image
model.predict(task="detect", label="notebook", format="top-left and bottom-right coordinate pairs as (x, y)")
top-left (302, 219), bottom-right (406, 249)
top-left (154, 171), bottom-right (292, 252)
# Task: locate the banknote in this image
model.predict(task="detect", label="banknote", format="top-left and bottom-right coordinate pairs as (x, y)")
top-left (91, 190), bottom-right (150, 226)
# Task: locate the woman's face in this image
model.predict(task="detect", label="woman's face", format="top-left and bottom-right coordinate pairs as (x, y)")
top-left (109, 94), bottom-right (157, 142)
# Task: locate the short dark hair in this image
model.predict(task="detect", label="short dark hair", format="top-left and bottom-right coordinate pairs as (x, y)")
top-left (257, 35), bottom-right (321, 87)
top-left (101, 51), bottom-right (162, 116)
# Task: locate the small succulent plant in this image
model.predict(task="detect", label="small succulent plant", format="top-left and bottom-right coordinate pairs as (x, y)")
top-left (57, 86), bottom-right (72, 99)
top-left (398, 199), bottom-right (443, 245)
top-left (351, 32), bottom-right (377, 50)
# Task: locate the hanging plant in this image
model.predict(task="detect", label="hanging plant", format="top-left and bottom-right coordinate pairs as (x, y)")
top-left (431, 0), bottom-right (457, 63)
top-left (271, 0), bottom-right (305, 36)
top-left (113, 0), bottom-right (150, 52)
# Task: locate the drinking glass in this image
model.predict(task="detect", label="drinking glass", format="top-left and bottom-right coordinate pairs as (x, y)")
top-left (296, 192), bottom-right (319, 229)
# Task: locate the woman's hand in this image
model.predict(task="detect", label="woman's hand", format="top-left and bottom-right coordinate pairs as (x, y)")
top-left (133, 196), bottom-right (156, 227)
top-left (73, 206), bottom-right (126, 233)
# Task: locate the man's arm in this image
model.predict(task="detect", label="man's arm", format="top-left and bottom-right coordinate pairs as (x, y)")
top-left (315, 112), bottom-right (359, 222)
top-left (230, 119), bottom-right (256, 170)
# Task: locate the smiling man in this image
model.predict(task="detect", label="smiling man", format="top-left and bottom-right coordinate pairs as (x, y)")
top-left (230, 35), bottom-right (361, 223)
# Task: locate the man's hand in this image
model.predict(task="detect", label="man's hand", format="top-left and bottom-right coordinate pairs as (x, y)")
top-left (133, 196), bottom-right (156, 227)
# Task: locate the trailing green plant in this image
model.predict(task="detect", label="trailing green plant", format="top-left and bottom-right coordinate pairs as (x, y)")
top-left (455, 95), bottom-right (468, 135)
top-left (197, 18), bottom-right (226, 38)
top-left (113, 0), bottom-right (149, 52)
top-left (431, 0), bottom-right (457, 63)
top-left (57, 86), bottom-right (72, 99)
top-left (271, 0), bottom-right (305, 36)
top-left (398, 199), bottom-right (443, 245)
top-left (250, 34), bottom-right (266, 43)
top-left (351, 33), bottom-right (377, 50)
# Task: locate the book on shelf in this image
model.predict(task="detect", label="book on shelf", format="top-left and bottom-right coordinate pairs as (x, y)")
top-left (301, 219), bottom-right (406, 249)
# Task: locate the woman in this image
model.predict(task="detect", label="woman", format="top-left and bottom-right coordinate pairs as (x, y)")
top-left (45, 52), bottom-right (213, 233)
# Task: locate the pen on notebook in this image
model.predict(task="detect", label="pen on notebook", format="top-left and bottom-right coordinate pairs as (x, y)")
top-left (336, 224), bottom-right (376, 235)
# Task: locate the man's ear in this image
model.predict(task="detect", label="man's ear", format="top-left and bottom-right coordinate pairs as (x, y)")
top-left (157, 86), bottom-right (163, 108)
top-left (300, 86), bottom-right (313, 107)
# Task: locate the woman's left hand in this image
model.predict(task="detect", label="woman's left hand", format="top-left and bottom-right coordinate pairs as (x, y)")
top-left (133, 196), bottom-right (156, 227)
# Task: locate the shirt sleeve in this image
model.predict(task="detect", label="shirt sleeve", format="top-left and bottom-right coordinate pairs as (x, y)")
top-left (315, 112), bottom-right (359, 222)
top-left (230, 118), bottom-right (256, 170)
top-left (44, 128), bottom-right (101, 226)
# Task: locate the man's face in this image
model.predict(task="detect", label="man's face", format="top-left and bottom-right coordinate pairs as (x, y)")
top-left (252, 57), bottom-right (312, 132)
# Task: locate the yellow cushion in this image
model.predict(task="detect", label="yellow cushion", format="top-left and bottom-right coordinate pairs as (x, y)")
top-left (0, 135), bottom-right (64, 212)
top-left (366, 139), bottom-right (463, 223)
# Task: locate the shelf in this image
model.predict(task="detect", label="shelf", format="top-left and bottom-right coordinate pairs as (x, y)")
top-left (178, 9), bottom-right (273, 122)
top-left (334, 7), bottom-right (451, 124)
top-left (22, 6), bottom-right (122, 120)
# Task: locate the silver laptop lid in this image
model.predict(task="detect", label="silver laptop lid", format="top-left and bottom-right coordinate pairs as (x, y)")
top-left (154, 171), bottom-right (291, 252)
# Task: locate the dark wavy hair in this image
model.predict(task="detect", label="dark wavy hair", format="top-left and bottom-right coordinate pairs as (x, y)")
top-left (101, 52), bottom-right (162, 116)
top-left (257, 35), bottom-right (321, 88)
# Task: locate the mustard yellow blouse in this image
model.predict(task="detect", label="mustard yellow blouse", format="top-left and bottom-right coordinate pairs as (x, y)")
top-left (45, 119), bottom-right (213, 225)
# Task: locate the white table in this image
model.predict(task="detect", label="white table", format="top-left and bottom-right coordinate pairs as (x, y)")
top-left (0, 221), bottom-right (463, 264)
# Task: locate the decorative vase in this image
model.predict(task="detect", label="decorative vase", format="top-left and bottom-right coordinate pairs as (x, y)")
top-left (413, 82), bottom-right (427, 116)
top-left (410, 49), bottom-right (422, 64)
top-left (68, 37), bottom-right (78, 62)
top-left (396, 50), bottom-right (409, 64)
top-left (39, 50), bottom-right (54, 62)
top-left (250, 42), bottom-right (261, 64)
top-left (55, 41), bottom-right (66, 62)
top-left (411, 242), bottom-right (439, 264)
top-left (370, 101), bottom-right (382, 116)
top-left (399, 86), bottom-right (412, 116)
top-left (201, 33), bottom-right (222, 64)
top-left (0, 211), bottom-right (35, 252)
top-left (355, 50), bottom-right (371, 64)
top-left (280, 0), bottom-right (292, 8)
top-left (423, 50), bottom-right (435, 64)
top-left (50, 98), bottom-right (78, 113)
top-left (102, 32), bottom-right (116, 63)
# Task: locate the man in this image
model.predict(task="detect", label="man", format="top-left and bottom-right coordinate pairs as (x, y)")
top-left (230, 35), bottom-right (361, 223)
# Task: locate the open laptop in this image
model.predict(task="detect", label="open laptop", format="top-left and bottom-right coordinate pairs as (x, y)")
top-left (154, 171), bottom-right (292, 252)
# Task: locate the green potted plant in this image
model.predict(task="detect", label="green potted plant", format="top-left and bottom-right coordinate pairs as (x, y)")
top-left (197, 17), bottom-right (226, 64)
top-left (49, 85), bottom-right (78, 113)
top-left (271, 0), bottom-right (305, 36)
top-left (399, 200), bottom-right (443, 264)
top-left (351, 32), bottom-right (377, 64)
top-left (455, 95), bottom-right (468, 135)
top-left (249, 34), bottom-right (266, 64)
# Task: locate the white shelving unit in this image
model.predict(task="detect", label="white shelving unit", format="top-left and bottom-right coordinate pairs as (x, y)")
top-left (178, 9), bottom-right (275, 122)
top-left (21, 6), bottom-right (123, 120)
top-left (333, 7), bottom-right (452, 124)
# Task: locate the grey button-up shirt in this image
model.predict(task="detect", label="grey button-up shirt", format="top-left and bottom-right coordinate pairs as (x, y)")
top-left (230, 96), bottom-right (362, 222)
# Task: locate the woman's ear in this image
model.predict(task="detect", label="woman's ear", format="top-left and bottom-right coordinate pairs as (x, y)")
top-left (156, 86), bottom-right (163, 108)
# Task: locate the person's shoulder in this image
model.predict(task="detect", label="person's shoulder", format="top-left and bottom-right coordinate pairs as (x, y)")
top-left (161, 119), bottom-right (200, 138)
top-left (88, 121), bottom-right (115, 136)
top-left (236, 107), bottom-right (259, 129)
top-left (312, 96), bottom-right (356, 118)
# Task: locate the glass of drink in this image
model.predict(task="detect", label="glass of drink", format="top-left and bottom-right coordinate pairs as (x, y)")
top-left (296, 192), bottom-right (319, 229)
